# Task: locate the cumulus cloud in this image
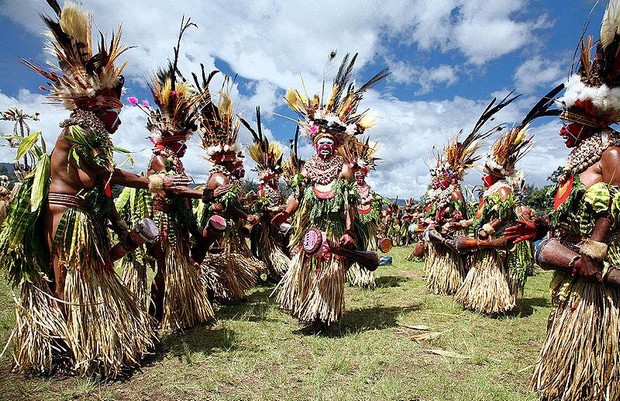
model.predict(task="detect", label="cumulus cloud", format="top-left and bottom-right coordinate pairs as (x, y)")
top-left (389, 61), bottom-right (458, 95)
top-left (0, 0), bottom-right (567, 199)
top-left (514, 56), bottom-right (564, 94)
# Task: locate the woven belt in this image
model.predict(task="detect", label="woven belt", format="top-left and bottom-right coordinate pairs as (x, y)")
top-left (47, 192), bottom-right (88, 209)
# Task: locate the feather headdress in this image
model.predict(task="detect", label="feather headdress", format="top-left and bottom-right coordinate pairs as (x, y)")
top-left (445, 93), bottom-right (519, 181)
top-left (23, 0), bottom-right (131, 111)
top-left (484, 85), bottom-right (563, 177)
top-left (485, 125), bottom-right (532, 178)
top-left (339, 136), bottom-right (380, 171)
top-left (559, 0), bottom-right (620, 126)
top-left (284, 52), bottom-right (390, 146)
top-left (241, 107), bottom-right (285, 180)
top-left (195, 72), bottom-right (243, 164)
top-left (282, 126), bottom-right (305, 184)
top-left (132, 17), bottom-right (200, 145)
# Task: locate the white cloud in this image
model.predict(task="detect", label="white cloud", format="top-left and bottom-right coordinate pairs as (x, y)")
top-left (514, 56), bottom-right (564, 94)
top-left (389, 61), bottom-right (458, 95)
top-left (0, 0), bottom-right (566, 199)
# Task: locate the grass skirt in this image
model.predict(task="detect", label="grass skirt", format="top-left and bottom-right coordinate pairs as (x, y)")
top-left (120, 254), bottom-right (149, 310)
top-left (423, 243), bottom-right (436, 276)
top-left (531, 272), bottom-right (620, 401)
top-left (57, 208), bottom-right (156, 378)
top-left (11, 278), bottom-right (71, 375)
top-left (201, 232), bottom-right (259, 303)
top-left (425, 242), bottom-right (466, 295)
top-left (258, 225), bottom-right (290, 279)
top-left (454, 249), bottom-right (518, 314)
top-left (276, 249), bottom-right (346, 325)
top-left (346, 263), bottom-right (375, 289)
top-left (154, 213), bottom-right (214, 332)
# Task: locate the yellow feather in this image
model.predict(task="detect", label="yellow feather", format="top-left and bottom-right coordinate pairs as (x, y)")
top-left (219, 91), bottom-right (233, 118)
top-left (60, 2), bottom-right (91, 48)
top-left (357, 112), bottom-right (377, 129)
top-left (247, 143), bottom-right (261, 163)
top-left (161, 78), bottom-right (172, 107)
top-left (285, 88), bottom-right (307, 113)
top-left (268, 142), bottom-right (284, 160)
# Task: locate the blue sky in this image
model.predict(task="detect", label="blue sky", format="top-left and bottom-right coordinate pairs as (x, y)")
top-left (0, 0), bottom-right (606, 197)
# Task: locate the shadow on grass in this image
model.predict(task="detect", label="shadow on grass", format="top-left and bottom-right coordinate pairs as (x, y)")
top-left (159, 325), bottom-right (237, 362)
top-left (215, 286), bottom-right (279, 323)
top-left (332, 304), bottom-right (421, 337)
top-left (513, 296), bottom-right (550, 317)
top-left (375, 275), bottom-right (411, 288)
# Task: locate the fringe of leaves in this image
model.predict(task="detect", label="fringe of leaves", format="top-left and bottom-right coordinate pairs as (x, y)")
top-left (425, 232), bottom-right (467, 295)
top-left (532, 275), bottom-right (620, 401)
top-left (454, 249), bottom-right (519, 314)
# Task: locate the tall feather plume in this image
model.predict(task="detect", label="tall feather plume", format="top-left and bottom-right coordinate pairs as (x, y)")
top-left (521, 83), bottom-right (565, 126)
top-left (320, 50), bottom-right (338, 109)
top-left (24, 0), bottom-right (132, 109)
top-left (600, 0), bottom-right (620, 48)
top-left (599, 0), bottom-right (620, 85)
top-left (241, 107), bottom-right (285, 175)
top-left (471, 91), bottom-right (519, 136)
top-left (326, 53), bottom-right (356, 111)
top-left (196, 74), bottom-right (242, 155)
top-left (283, 126), bottom-right (304, 181)
top-left (192, 64), bottom-right (219, 121)
top-left (340, 135), bottom-right (380, 169)
top-left (285, 52), bottom-right (388, 144)
top-left (146, 17), bottom-right (199, 136)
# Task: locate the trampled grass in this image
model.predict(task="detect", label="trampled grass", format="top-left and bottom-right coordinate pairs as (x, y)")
top-left (0, 247), bottom-right (552, 400)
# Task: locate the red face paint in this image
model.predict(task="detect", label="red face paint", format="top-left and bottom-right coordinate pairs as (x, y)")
top-left (482, 174), bottom-right (496, 188)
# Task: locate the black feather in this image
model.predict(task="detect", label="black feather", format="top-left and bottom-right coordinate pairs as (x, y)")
top-left (46, 0), bottom-right (62, 17)
top-left (357, 67), bottom-right (391, 93)
top-left (521, 83), bottom-right (565, 126)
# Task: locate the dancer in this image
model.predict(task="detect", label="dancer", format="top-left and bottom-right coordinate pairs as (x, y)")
top-left (273, 53), bottom-right (389, 332)
top-left (242, 107), bottom-right (291, 280)
top-left (341, 137), bottom-right (386, 289)
top-left (424, 96), bottom-right (516, 294)
top-left (196, 73), bottom-right (261, 302)
top-left (505, 2), bottom-right (620, 397)
top-left (452, 124), bottom-right (529, 314)
top-left (0, 1), bottom-right (187, 377)
top-left (134, 18), bottom-right (214, 331)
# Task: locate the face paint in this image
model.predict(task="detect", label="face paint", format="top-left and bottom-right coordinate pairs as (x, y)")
top-left (559, 122), bottom-right (592, 148)
top-left (315, 137), bottom-right (335, 159)
top-left (354, 169), bottom-right (367, 184)
top-left (169, 141), bottom-right (187, 157)
top-left (100, 108), bottom-right (122, 133)
top-left (482, 174), bottom-right (496, 188)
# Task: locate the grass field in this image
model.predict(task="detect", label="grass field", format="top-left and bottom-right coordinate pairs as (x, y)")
top-left (0, 247), bottom-right (552, 401)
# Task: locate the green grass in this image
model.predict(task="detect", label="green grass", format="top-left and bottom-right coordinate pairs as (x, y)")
top-left (0, 247), bottom-right (552, 401)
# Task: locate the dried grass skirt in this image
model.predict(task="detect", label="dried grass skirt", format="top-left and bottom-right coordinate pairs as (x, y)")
top-left (454, 248), bottom-right (519, 314)
top-left (531, 272), bottom-right (620, 401)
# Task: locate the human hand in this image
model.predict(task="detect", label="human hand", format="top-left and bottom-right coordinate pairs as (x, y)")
top-left (339, 233), bottom-right (355, 249)
top-left (214, 183), bottom-right (233, 198)
top-left (504, 220), bottom-right (537, 244)
top-left (572, 254), bottom-right (603, 283)
top-left (270, 211), bottom-right (290, 226)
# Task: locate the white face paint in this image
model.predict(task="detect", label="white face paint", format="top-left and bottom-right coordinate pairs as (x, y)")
top-left (315, 137), bottom-right (335, 159)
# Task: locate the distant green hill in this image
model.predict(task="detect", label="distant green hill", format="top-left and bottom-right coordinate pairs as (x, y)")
top-left (0, 163), bottom-right (16, 181)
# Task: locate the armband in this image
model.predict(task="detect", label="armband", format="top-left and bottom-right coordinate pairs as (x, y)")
top-left (581, 238), bottom-right (608, 261)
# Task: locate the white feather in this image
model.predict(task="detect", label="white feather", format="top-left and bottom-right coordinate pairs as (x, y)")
top-left (601, 0), bottom-right (620, 48)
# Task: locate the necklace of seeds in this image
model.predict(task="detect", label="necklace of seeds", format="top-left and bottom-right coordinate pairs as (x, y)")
top-left (306, 154), bottom-right (343, 185)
